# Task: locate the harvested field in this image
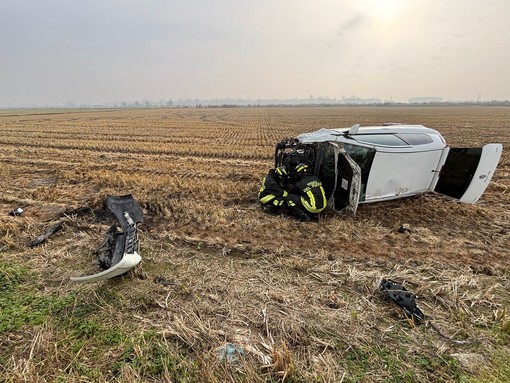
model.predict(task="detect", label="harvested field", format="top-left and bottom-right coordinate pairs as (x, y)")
top-left (1, 106), bottom-right (509, 382)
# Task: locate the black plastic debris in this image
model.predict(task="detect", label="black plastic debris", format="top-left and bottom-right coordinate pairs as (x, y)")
top-left (28, 221), bottom-right (64, 247)
top-left (379, 279), bottom-right (425, 323)
top-left (9, 207), bottom-right (24, 216)
top-left (95, 224), bottom-right (122, 269)
top-left (154, 276), bottom-right (176, 286)
top-left (397, 224), bottom-right (412, 234)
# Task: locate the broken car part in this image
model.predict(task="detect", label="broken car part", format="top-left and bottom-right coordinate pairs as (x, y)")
top-left (71, 194), bottom-right (143, 283)
top-left (379, 278), bottom-right (478, 345)
top-left (28, 221), bottom-right (64, 247)
top-left (379, 279), bottom-right (425, 323)
top-left (9, 207), bottom-right (24, 216)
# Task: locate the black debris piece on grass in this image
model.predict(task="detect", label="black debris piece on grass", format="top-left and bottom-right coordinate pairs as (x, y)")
top-left (9, 207), bottom-right (24, 216)
top-left (397, 224), bottom-right (412, 234)
top-left (28, 221), bottom-right (64, 247)
top-left (379, 278), bottom-right (425, 323)
top-left (154, 276), bottom-right (176, 286)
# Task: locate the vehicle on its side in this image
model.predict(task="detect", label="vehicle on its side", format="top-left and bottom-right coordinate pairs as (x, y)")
top-left (275, 123), bottom-right (502, 214)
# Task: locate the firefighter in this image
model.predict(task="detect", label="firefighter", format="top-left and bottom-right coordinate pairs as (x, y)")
top-left (258, 166), bottom-right (290, 215)
top-left (287, 163), bottom-right (327, 221)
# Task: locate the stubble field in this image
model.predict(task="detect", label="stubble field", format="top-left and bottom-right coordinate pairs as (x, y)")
top-left (0, 106), bottom-right (509, 382)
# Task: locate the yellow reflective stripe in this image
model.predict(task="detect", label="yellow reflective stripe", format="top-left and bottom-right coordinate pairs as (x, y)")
top-left (301, 185), bottom-right (327, 213)
top-left (283, 191), bottom-right (288, 198)
top-left (260, 194), bottom-right (275, 204)
top-left (258, 177), bottom-right (266, 198)
top-left (307, 190), bottom-right (316, 209)
top-left (269, 198), bottom-right (285, 206)
top-left (301, 197), bottom-right (321, 213)
top-left (321, 186), bottom-right (327, 208)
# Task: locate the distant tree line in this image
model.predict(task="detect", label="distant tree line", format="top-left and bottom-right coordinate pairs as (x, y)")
top-left (3, 98), bottom-right (510, 110)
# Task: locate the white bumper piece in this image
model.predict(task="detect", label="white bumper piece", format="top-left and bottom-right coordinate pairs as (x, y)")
top-left (70, 251), bottom-right (142, 283)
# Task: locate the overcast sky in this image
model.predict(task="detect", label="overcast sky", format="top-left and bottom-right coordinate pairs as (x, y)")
top-left (1, 0), bottom-right (509, 106)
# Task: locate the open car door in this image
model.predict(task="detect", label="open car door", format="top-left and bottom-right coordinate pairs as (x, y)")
top-left (334, 149), bottom-right (362, 214)
top-left (434, 144), bottom-right (502, 203)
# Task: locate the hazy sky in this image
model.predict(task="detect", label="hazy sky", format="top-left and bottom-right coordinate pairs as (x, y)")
top-left (1, 0), bottom-right (509, 106)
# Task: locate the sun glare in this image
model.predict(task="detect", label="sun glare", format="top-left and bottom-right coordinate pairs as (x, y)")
top-left (361, 0), bottom-right (406, 25)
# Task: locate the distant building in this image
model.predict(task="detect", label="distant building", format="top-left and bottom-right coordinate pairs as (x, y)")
top-left (408, 97), bottom-right (443, 104)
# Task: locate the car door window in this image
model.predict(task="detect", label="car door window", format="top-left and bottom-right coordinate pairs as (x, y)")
top-left (397, 133), bottom-right (433, 145)
top-left (344, 144), bottom-right (376, 201)
top-left (353, 134), bottom-right (408, 146)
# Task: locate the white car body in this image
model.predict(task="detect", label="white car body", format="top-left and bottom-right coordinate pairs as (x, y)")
top-left (276, 124), bottom-right (502, 214)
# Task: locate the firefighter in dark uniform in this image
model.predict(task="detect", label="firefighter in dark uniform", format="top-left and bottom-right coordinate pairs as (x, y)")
top-left (287, 163), bottom-right (327, 221)
top-left (258, 166), bottom-right (290, 215)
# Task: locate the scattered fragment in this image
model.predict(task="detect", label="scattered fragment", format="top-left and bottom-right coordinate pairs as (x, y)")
top-left (380, 279), bottom-right (478, 345)
top-left (9, 207), bottom-right (24, 216)
top-left (94, 224), bottom-right (122, 270)
top-left (71, 194), bottom-right (143, 283)
top-left (28, 221), bottom-right (64, 247)
top-left (379, 279), bottom-right (424, 323)
top-left (216, 343), bottom-right (245, 367)
top-left (397, 224), bottom-right (412, 234)
top-left (154, 276), bottom-right (176, 286)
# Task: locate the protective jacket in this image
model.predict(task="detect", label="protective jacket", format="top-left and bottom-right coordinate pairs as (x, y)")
top-left (293, 175), bottom-right (327, 213)
top-left (258, 169), bottom-right (288, 207)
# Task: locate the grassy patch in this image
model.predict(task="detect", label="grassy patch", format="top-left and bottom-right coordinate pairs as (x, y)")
top-left (0, 262), bottom-right (75, 333)
top-left (113, 330), bottom-right (200, 381)
top-left (461, 350), bottom-right (510, 383)
top-left (340, 345), bottom-right (462, 383)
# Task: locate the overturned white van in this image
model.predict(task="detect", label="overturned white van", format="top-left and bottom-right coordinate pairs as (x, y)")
top-left (275, 124), bottom-right (502, 214)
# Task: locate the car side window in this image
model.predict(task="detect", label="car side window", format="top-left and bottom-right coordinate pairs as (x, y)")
top-left (397, 133), bottom-right (433, 145)
top-left (353, 134), bottom-right (408, 146)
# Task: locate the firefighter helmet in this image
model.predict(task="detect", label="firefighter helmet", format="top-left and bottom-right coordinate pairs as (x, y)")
top-left (275, 166), bottom-right (288, 177)
top-left (295, 163), bottom-right (309, 174)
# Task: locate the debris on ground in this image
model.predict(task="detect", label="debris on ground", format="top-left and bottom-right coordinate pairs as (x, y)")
top-left (70, 194), bottom-right (143, 283)
top-left (397, 224), bottom-right (412, 234)
top-left (28, 221), bottom-right (64, 247)
top-left (154, 276), bottom-right (176, 286)
top-left (8, 207), bottom-right (24, 216)
top-left (216, 343), bottom-right (246, 367)
top-left (379, 278), bottom-right (424, 323)
top-left (380, 279), bottom-right (478, 345)
top-left (326, 300), bottom-right (340, 309)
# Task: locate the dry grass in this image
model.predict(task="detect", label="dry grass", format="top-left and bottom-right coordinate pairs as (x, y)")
top-left (1, 106), bottom-right (509, 382)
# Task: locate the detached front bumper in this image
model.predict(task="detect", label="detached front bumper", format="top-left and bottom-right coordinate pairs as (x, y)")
top-left (71, 195), bottom-right (143, 283)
